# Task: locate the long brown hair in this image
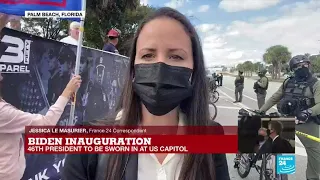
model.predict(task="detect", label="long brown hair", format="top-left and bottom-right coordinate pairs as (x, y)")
top-left (105, 7), bottom-right (215, 180)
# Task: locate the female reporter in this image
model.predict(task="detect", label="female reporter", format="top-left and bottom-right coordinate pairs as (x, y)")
top-left (0, 73), bottom-right (81, 180)
top-left (62, 7), bottom-right (230, 180)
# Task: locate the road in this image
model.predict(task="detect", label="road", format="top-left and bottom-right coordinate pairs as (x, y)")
top-left (211, 75), bottom-right (306, 180)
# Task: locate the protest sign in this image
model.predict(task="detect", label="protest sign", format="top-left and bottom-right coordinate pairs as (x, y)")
top-left (0, 28), bottom-right (129, 180)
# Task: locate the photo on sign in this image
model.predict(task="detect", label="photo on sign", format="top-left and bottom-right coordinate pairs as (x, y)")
top-left (0, 34), bottom-right (31, 73)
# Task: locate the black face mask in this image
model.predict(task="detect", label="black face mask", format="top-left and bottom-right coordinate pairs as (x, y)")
top-left (295, 67), bottom-right (310, 79)
top-left (267, 129), bottom-right (271, 136)
top-left (257, 135), bottom-right (265, 142)
top-left (133, 62), bottom-right (193, 116)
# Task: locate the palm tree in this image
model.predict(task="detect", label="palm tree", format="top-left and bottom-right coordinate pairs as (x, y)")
top-left (263, 45), bottom-right (291, 79)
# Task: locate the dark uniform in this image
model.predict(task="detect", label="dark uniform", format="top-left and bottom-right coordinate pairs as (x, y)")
top-left (102, 43), bottom-right (119, 54)
top-left (212, 73), bottom-right (217, 85)
top-left (260, 55), bottom-right (320, 180)
top-left (219, 73), bottom-right (223, 86)
top-left (208, 77), bottom-right (216, 92)
top-left (103, 29), bottom-right (120, 54)
top-left (234, 71), bottom-right (244, 103)
top-left (254, 69), bottom-right (269, 109)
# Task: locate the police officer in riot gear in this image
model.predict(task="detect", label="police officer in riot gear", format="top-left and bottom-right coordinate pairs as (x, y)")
top-left (254, 69), bottom-right (269, 109)
top-left (259, 55), bottom-right (320, 180)
top-left (234, 70), bottom-right (244, 103)
top-left (212, 72), bottom-right (217, 85)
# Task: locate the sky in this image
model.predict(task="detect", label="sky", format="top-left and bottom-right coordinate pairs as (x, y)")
top-left (139, 0), bottom-right (320, 67)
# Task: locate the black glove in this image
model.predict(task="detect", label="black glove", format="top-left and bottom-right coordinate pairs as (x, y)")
top-left (253, 110), bottom-right (265, 116)
top-left (296, 109), bottom-right (312, 122)
top-left (238, 108), bottom-right (249, 116)
top-left (269, 112), bottom-right (280, 117)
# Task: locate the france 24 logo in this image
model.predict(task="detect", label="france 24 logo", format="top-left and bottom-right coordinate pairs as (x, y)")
top-left (1, 0), bottom-right (66, 7)
top-left (276, 154), bottom-right (295, 174)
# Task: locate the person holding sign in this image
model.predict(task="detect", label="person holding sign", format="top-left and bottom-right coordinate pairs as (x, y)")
top-left (0, 73), bottom-right (82, 180)
top-left (62, 7), bottom-right (230, 180)
top-left (60, 21), bottom-right (80, 45)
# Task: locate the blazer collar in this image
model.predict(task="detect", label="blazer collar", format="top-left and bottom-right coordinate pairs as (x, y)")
top-left (124, 154), bottom-right (138, 180)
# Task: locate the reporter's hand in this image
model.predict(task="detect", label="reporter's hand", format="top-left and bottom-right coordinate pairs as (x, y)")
top-left (62, 75), bottom-right (82, 98)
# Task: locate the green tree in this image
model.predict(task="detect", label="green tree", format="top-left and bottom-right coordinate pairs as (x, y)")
top-left (222, 66), bottom-right (227, 71)
top-left (310, 55), bottom-right (320, 73)
top-left (253, 62), bottom-right (264, 72)
top-left (282, 63), bottom-right (290, 74)
top-left (116, 5), bottom-right (155, 55)
top-left (20, 0), bottom-right (152, 56)
top-left (305, 53), bottom-right (311, 58)
top-left (84, 0), bottom-right (154, 55)
top-left (21, 18), bottom-right (69, 40)
top-left (267, 65), bottom-right (273, 75)
top-left (236, 63), bottom-right (244, 72)
top-left (230, 67), bottom-right (236, 73)
top-left (263, 45), bottom-right (292, 79)
top-left (242, 61), bottom-right (254, 76)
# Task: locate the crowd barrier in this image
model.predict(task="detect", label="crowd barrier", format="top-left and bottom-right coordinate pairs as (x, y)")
top-left (0, 28), bottom-right (129, 180)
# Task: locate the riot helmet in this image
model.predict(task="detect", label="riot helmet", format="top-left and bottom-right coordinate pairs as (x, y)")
top-left (289, 55), bottom-right (310, 71)
top-left (289, 55), bottom-right (311, 79)
top-left (258, 69), bottom-right (267, 76)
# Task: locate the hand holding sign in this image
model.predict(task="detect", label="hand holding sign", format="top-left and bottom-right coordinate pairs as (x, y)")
top-left (62, 75), bottom-right (82, 99)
